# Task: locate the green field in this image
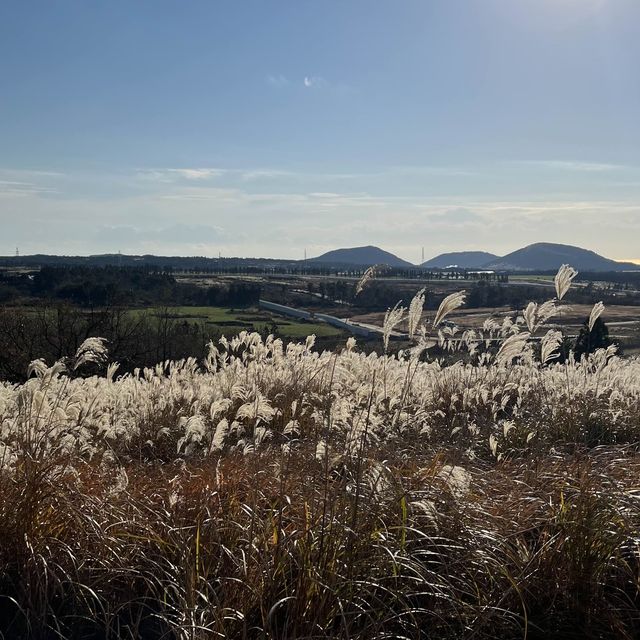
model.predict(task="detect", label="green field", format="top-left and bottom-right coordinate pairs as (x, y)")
top-left (509, 274), bottom-right (556, 283)
top-left (137, 306), bottom-right (344, 339)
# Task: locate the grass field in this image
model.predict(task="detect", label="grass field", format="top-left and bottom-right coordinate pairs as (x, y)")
top-left (138, 305), bottom-right (345, 339)
top-left (2, 274), bottom-right (640, 638)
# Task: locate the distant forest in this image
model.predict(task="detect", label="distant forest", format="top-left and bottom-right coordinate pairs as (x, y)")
top-left (0, 266), bottom-right (261, 307)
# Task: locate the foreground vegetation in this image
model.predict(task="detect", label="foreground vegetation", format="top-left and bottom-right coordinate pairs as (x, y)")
top-left (0, 266), bottom-right (639, 638)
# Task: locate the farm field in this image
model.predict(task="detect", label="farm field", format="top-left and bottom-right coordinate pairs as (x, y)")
top-left (132, 305), bottom-right (345, 339)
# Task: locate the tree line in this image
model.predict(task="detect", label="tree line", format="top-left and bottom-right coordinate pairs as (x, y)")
top-left (0, 266), bottom-right (261, 307)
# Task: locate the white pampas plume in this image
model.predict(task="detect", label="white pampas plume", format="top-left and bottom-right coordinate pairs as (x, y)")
top-left (355, 265), bottom-right (376, 296)
top-left (236, 393), bottom-right (276, 423)
top-left (489, 434), bottom-right (499, 457)
top-left (106, 362), bottom-right (120, 382)
top-left (210, 398), bottom-right (232, 421)
top-left (345, 336), bottom-right (357, 352)
top-left (537, 300), bottom-right (559, 324)
top-left (27, 358), bottom-right (49, 378)
top-left (588, 301), bottom-right (605, 332)
top-left (210, 418), bottom-right (229, 453)
top-left (540, 329), bottom-right (563, 364)
top-left (433, 291), bottom-right (466, 329)
top-left (407, 288), bottom-right (426, 339)
top-left (523, 302), bottom-right (537, 333)
top-left (496, 332), bottom-right (531, 365)
top-left (554, 264), bottom-right (578, 301)
top-left (383, 302), bottom-right (406, 352)
top-left (355, 263), bottom-right (390, 296)
top-left (73, 337), bottom-right (108, 370)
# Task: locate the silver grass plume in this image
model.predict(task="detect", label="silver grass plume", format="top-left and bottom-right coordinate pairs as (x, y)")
top-left (588, 301), bottom-right (605, 332)
top-left (27, 358), bottom-right (49, 378)
top-left (407, 287), bottom-right (426, 339)
top-left (73, 337), bottom-right (109, 370)
top-left (523, 299), bottom-right (559, 334)
top-left (210, 418), bottom-right (229, 453)
top-left (383, 302), bottom-right (406, 352)
top-left (523, 302), bottom-right (538, 333)
top-left (554, 264), bottom-right (578, 301)
top-left (106, 362), bottom-right (120, 382)
top-left (540, 329), bottom-right (563, 364)
top-left (537, 300), bottom-right (559, 324)
top-left (355, 264), bottom-right (379, 296)
top-left (496, 331), bottom-right (531, 365)
top-left (433, 291), bottom-right (466, 329)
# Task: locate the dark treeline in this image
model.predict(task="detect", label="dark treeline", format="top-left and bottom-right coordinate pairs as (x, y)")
top-left (0, 266), bottom-right (261, 307)
top-left (3, 254), bottom-right (640, 285)
top-left (0, 305), bottom-right (227, 383)
top-left (0, 254), bottom-right (512, 280)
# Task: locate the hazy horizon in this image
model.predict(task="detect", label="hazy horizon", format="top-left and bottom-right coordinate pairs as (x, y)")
top-left (2, 242), bottom-right (640, 267)
top-left (2, 1), bottom-right (639, 261)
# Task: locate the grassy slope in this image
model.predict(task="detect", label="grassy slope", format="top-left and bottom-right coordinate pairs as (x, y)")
top-left (1, 288), bottom-right (640, 638)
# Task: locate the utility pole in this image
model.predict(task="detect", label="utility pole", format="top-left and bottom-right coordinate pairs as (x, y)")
top-left (421, 246), bottom-right (424, 263)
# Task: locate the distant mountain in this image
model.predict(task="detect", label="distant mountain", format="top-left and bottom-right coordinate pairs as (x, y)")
top-left (422, 251), bottom-right (498, 269)
top-left (308, 245), bottom-right (414, 268)
top-left (485, 243), bottom-right (640, 272)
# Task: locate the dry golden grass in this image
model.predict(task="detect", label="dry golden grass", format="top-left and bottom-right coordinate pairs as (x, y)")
top-left (1, 268), bottom-right (639, 638)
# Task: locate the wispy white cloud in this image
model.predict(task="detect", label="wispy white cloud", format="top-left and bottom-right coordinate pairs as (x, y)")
top-left (525, 160), bottom-right (626, 172)
top-left (389, 165), bottom-right (478, 177)
top-left (266, 74), bottom-right (289, 88)
top-left (303, 75), bottom-right (327, 88)
top-left (0, 168), bottom-right (65, 178)
top-left (166, 168), bottom-right (226, 180)
top-left (136, 168), bottom-right (226, 182)
top-left (0, 180), bottom-right (58, 198)
top-left (0, 169), bottom-right (64, 198)
top-left (240, 169), bottom-right (293, 181)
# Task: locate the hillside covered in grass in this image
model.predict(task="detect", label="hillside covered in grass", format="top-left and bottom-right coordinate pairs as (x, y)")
top-left (0, 266), bottom-right (639, 639)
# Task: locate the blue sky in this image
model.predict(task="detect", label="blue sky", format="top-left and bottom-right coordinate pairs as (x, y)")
top-left (1, 0), bottom-right (639, 262)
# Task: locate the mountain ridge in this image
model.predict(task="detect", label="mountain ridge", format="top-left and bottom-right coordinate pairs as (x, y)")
top-left (1, 242), bottom-right (638, 272)
top-left (308, 245), bottom-right (414, 268)
top-left (485, 242), bottom-right (639, 272)
top-left (422, 251), bottom-right (498, 269)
